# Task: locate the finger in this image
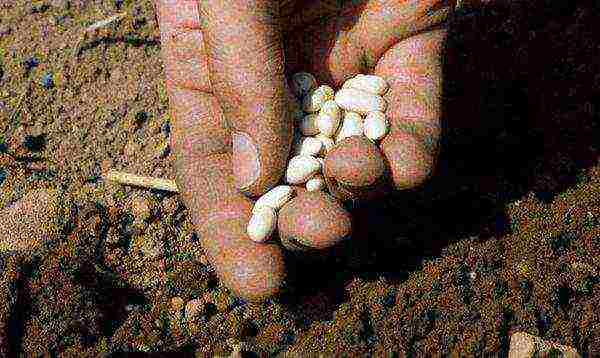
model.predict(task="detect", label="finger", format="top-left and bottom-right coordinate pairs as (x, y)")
top-left (284, 0), bottom-right (454, 85)
top-left (323, 136), bottom-right (389, 202)
top-left (374, 28), bottom-right (447, 190)
top-left (351, 0), bottom-right (455, 70)
top-left (156, 0), bottom-right (286, 302)
top-left (198, 1), bottom-right (293, 197)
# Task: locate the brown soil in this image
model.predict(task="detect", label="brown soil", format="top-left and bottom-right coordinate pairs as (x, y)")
top-left (1, 0), bottom-right (599, 356)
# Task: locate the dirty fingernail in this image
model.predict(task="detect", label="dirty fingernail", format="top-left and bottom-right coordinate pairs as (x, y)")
top-left (233, 131), bottom-right (260, 190)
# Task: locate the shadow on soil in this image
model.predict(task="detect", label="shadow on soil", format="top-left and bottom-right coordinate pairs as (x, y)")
top-left (280, 0), bottom-right (599, 326)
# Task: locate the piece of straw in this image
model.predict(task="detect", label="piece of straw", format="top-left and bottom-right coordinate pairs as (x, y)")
top-left (71, 12), bottom-right (128, 62)
top-left (85, 12), bottom-right (128, 32)
top-left (103, 170), bottom-right (179, 193)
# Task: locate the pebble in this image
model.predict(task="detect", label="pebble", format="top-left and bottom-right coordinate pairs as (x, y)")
top-left (285, 155), bottom-right (321, 184)
top-left (170, 296), bottom-right (185, 313)
top-left (253, 185), bottom-right (295, 213)
top-left (0, 24), bottom-right (11, 38)
top-left (508, 332), bottom-right (581, 358)
top-left (335, 112), bottom-right (364, 143)
top-left (294, 136), bottom-right (323, 157)
top-left (302, 85), bottom-right (335, 113)
top-left (51, 0), bottom-right (70, 10)
top-left (0, 188), bottom-right (71, 254)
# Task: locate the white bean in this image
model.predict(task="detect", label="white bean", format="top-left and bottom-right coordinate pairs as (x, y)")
top-left (290, 72), bottom-right (317, 99)
top-left (253, 185), bottom-right (295, 213)
top-left (247, 206), bottom-right (277, 243)
top-left (363, 111), bottom-right (390, 141)
top-left (316, 100), bottom-right (341, 137)
top-left (315, 134), bottom-right (335, 154)
top-left (294, 136), bottom-right (323, 157)
top-left (286, 155), bottom-right (321, 184)
top-left (306, 174), bottom-right (326, 192)
top-left (299, 113), bottom-right (319, 136)
top-left (335, 111), bottom-right (364, 143)
top-left (334, 88), bottom-right (387, 115)
top-left (316, 157), bottom-right (325, 169)
top-left (342, 74), bottom-right (389, 95)
top-left (302, 85), bottom-right (335, 113)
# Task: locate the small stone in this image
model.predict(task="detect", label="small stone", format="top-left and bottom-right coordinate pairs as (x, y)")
top-left (509, 332), bottom-right (581, 358)
top-left (508, 332), bottom-right (536, 358)
top-left (0, 188), bottom-right (72, 254)
top-left (0, 24), bottom-right (11, 38)
top-left (51, 0), bottom-right (70, 10)
top-left (170, 296), bottom-right (185, 312)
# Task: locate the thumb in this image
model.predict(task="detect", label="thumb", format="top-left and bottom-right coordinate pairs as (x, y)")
top-left (198, 1), bottom-right (293, 197)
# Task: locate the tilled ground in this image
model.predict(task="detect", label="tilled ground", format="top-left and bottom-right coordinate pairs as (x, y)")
top-left (1, 0), bottom-right (599, 356)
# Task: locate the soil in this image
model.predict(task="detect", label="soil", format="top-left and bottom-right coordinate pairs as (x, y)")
top-left (1, 0), bottom-right (599, 356)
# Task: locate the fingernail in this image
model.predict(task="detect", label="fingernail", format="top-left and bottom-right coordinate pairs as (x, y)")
top-left (232, 131), bottom-right (260, 190)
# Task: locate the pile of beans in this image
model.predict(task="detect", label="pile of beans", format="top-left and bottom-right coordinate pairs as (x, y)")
top-left (247, 72), bottom-right (390, 250)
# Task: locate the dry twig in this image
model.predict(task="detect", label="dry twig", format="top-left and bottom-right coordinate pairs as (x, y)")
top-left (71, 12), bottom-right (128, 61)
top-left (103, 170), bottom-right (179, 193)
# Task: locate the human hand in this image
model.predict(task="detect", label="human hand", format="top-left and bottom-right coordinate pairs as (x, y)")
top-left (155, 0), bottom-right (456, 302)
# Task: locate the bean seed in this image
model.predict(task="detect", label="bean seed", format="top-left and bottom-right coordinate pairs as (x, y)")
top-left (315, 134), bottom-right (335, 154)
top-left (335, 111), bottom-right (364, 143)
top-left (363, 111), bottom-right (390, 141)
top-left (247, 206), bottom-right (277, 243)
top-left (294, 136), bottom-right (323, 157)
top-left (299, 113), bottom-right (319, 136)
top-left (286, 155), bottom-right (321, 184)
top-left (302, 85), bottom-right (335, 113)
top-left (253, 185), bottom-right (295, 213)
top-left (342, 74), bottom-right (389, 95)
top-left (306, 174), bottom-right (325, 192)
top-left (316, 103), bottom-right (342, 138)
top-left (335, 88), bottom-right (387, 114)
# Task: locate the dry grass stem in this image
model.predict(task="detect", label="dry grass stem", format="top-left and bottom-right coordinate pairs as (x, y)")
top-left (103, 170), bottom-right (179, 193)
top-left (85, 12), bottom-right (128, 32)
top-left (71, 12), bottom-right (128, 62)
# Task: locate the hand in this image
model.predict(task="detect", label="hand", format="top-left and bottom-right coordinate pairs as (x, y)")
top-left (155, 0), bottom-right (456, 302)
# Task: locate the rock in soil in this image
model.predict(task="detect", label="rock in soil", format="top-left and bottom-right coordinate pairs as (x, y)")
top-left (0, 188), bottom-right (73, 254)
top-left (508, 332), bottom-right (581, 358)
